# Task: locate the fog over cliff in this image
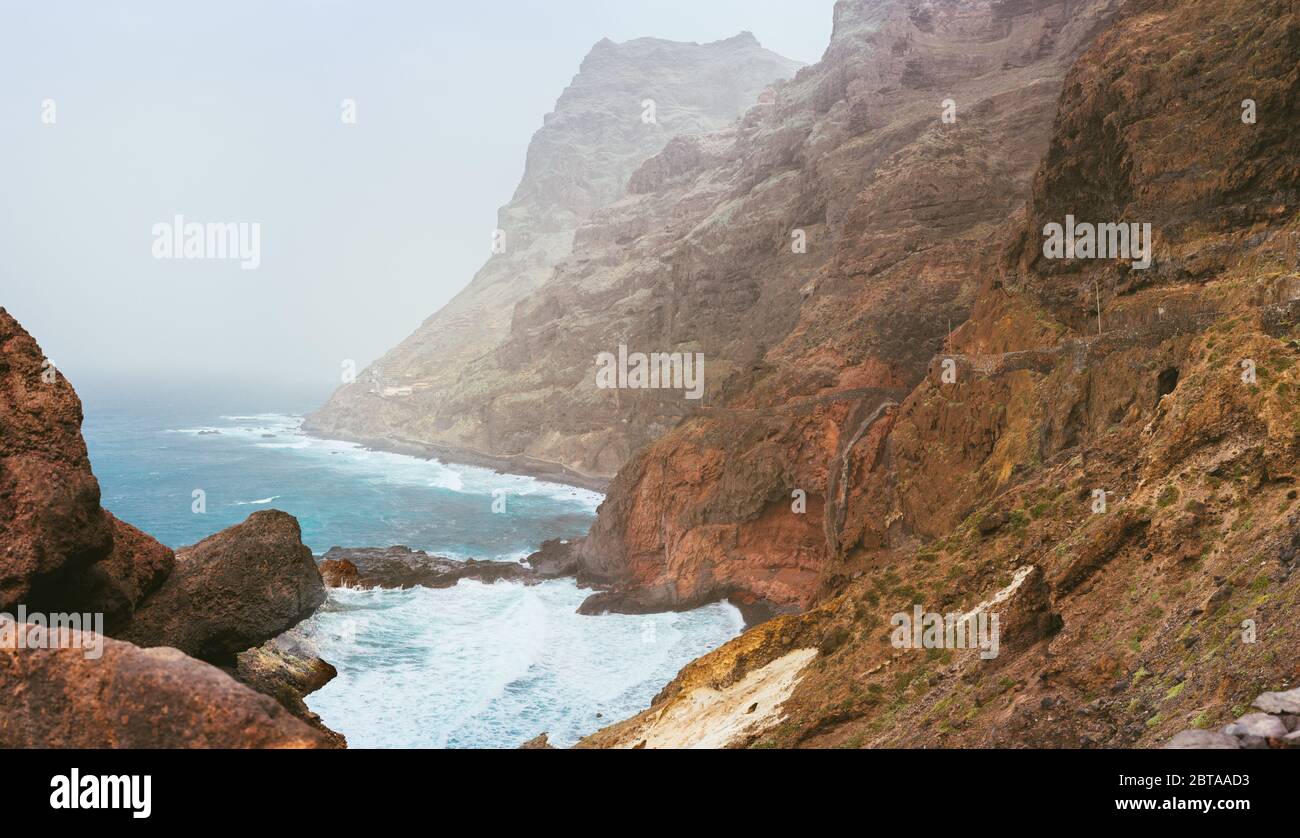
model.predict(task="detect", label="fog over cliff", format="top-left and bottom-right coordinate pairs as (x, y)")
top-left (0, 0), bottom-right (832, 390)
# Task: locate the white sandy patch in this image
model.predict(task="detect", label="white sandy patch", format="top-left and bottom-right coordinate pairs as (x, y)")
top-left (612, 647), bottom-right (818, 749)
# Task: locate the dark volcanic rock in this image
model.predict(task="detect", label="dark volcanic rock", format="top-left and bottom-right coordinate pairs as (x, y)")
top-left (118, 510), bottom-right (326, 664)
top-left (0, 625), bottom-right (333, 748)
top-left (318, 545), bottom-right (534, 589)
top-left (524, 538), bottom-right (579, 578)
top-left (578, 584), bottom-right (791, 629)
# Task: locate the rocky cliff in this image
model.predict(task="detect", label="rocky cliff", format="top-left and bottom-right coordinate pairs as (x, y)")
top-left (568, 0), bottom-right (1122, 614)
top-left (304, 33), bottom-right (802, 485)
top-left (582, 0), bottom-right (1300, 749)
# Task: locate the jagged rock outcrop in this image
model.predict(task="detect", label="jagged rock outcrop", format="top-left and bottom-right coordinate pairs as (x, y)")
top-left (305, 34), bottom-right (802, 484)
top-left (117, 510), bottom-right (327, 664)
top-left (585, 0), bottom-right (1300, 749)
top-left (0, 626), bottom-right (333, 748)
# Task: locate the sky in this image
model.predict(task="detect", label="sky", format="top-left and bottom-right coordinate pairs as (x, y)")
top-left (0, 0), bottom-right (835, 398)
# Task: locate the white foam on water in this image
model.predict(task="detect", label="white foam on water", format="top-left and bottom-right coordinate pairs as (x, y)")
top-left (302, 579), bottom-right (744, 748)
top-left (168, 414), bottom-right (602, 514)
top-left (233, 496), bottom-right (279, 506)
top-left (155, 410), bottom-right (724, 747)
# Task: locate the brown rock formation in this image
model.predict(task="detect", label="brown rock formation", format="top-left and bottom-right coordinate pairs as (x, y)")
top-left (566, 0), bottom-right (1121, 614)
top-left (0, 625), bottom-right (332, 748)
top-left (2, 308), bottom-right (344, 747)
top-left (1, 308), bottom-right (176, 621)
top-left (117, 510), bottom-right (327, 664)
top-left (585, 0), bottom-right (1300, 749)
top-left (63, 512), bottom-right (176, 632)
top-left (1, 308), bottom-right (115, 610)
top-left (319, 557), bottom-right (360, 588)
top-left (305, 34), bottom-right (802, 483)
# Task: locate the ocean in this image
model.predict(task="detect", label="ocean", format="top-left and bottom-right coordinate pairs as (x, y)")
top-left (78, 378), bottom-right (742, 748)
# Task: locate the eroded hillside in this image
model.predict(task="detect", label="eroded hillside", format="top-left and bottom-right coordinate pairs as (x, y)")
top-left (581, 0), bottom-right (1300, 749)
top-left (571, 0), bottom-right (1121, 615)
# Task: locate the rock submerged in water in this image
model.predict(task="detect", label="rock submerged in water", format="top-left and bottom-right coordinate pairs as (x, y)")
top-left (519, 733), bottom-right (555, 749)
top-left (318, 545), bottom-right (537, 590)
top-left (0, 626), bottom-right (333, 748)
top-left (319, 557), bottom-right (360, 587)
top-left (117, 509), bottom-right (326, 664)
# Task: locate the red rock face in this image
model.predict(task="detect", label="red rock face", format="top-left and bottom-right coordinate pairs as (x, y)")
top-left (588, 0), bottom-right (1300, 750)
top-left (0, 308), bottom-right (178, 622)
top-left (0, 627), bottom-right (332, 748)
top-left (0, 308), bottom-right (115, 610)
top-left (572, 0), bottom-right (1121, 613)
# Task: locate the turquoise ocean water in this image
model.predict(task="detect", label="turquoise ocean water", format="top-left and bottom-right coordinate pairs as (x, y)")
top-left (78, 378), bottom-right (740, 747)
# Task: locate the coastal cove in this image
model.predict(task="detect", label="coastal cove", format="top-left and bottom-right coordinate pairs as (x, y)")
top-left (79, 382), bottom-right (743, 748)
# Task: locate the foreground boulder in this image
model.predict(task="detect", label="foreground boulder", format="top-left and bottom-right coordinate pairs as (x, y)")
top-left (0, 308), bottom-right (175, 620)
top-left (3, 308), bottom-right (342, 747)
top-left (118, 510), bottom-right (326, 664)
top-left (0, 308), bottom-right (114, 610)
top-left (0, 625), bottom-right (332, 748)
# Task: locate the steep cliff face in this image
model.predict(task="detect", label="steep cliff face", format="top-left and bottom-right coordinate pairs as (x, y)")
top-left (304, 34), bottom-right (801, 483)
top-left (584, 0), bottom-right (1300, 749)
top-left (572, 0), bottom-right (1121, 614)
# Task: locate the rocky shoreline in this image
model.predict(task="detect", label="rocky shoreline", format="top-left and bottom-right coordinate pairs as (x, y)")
top-left (317, 541), bottom-right (787, 630)
top-left (317, 541), bottom-right (578, 590)
top-left (298, 428), bottom-right (611, 493)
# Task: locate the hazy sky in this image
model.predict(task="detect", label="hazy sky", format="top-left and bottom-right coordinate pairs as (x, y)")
top-left (0, 0), bottom-right (835, 395)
